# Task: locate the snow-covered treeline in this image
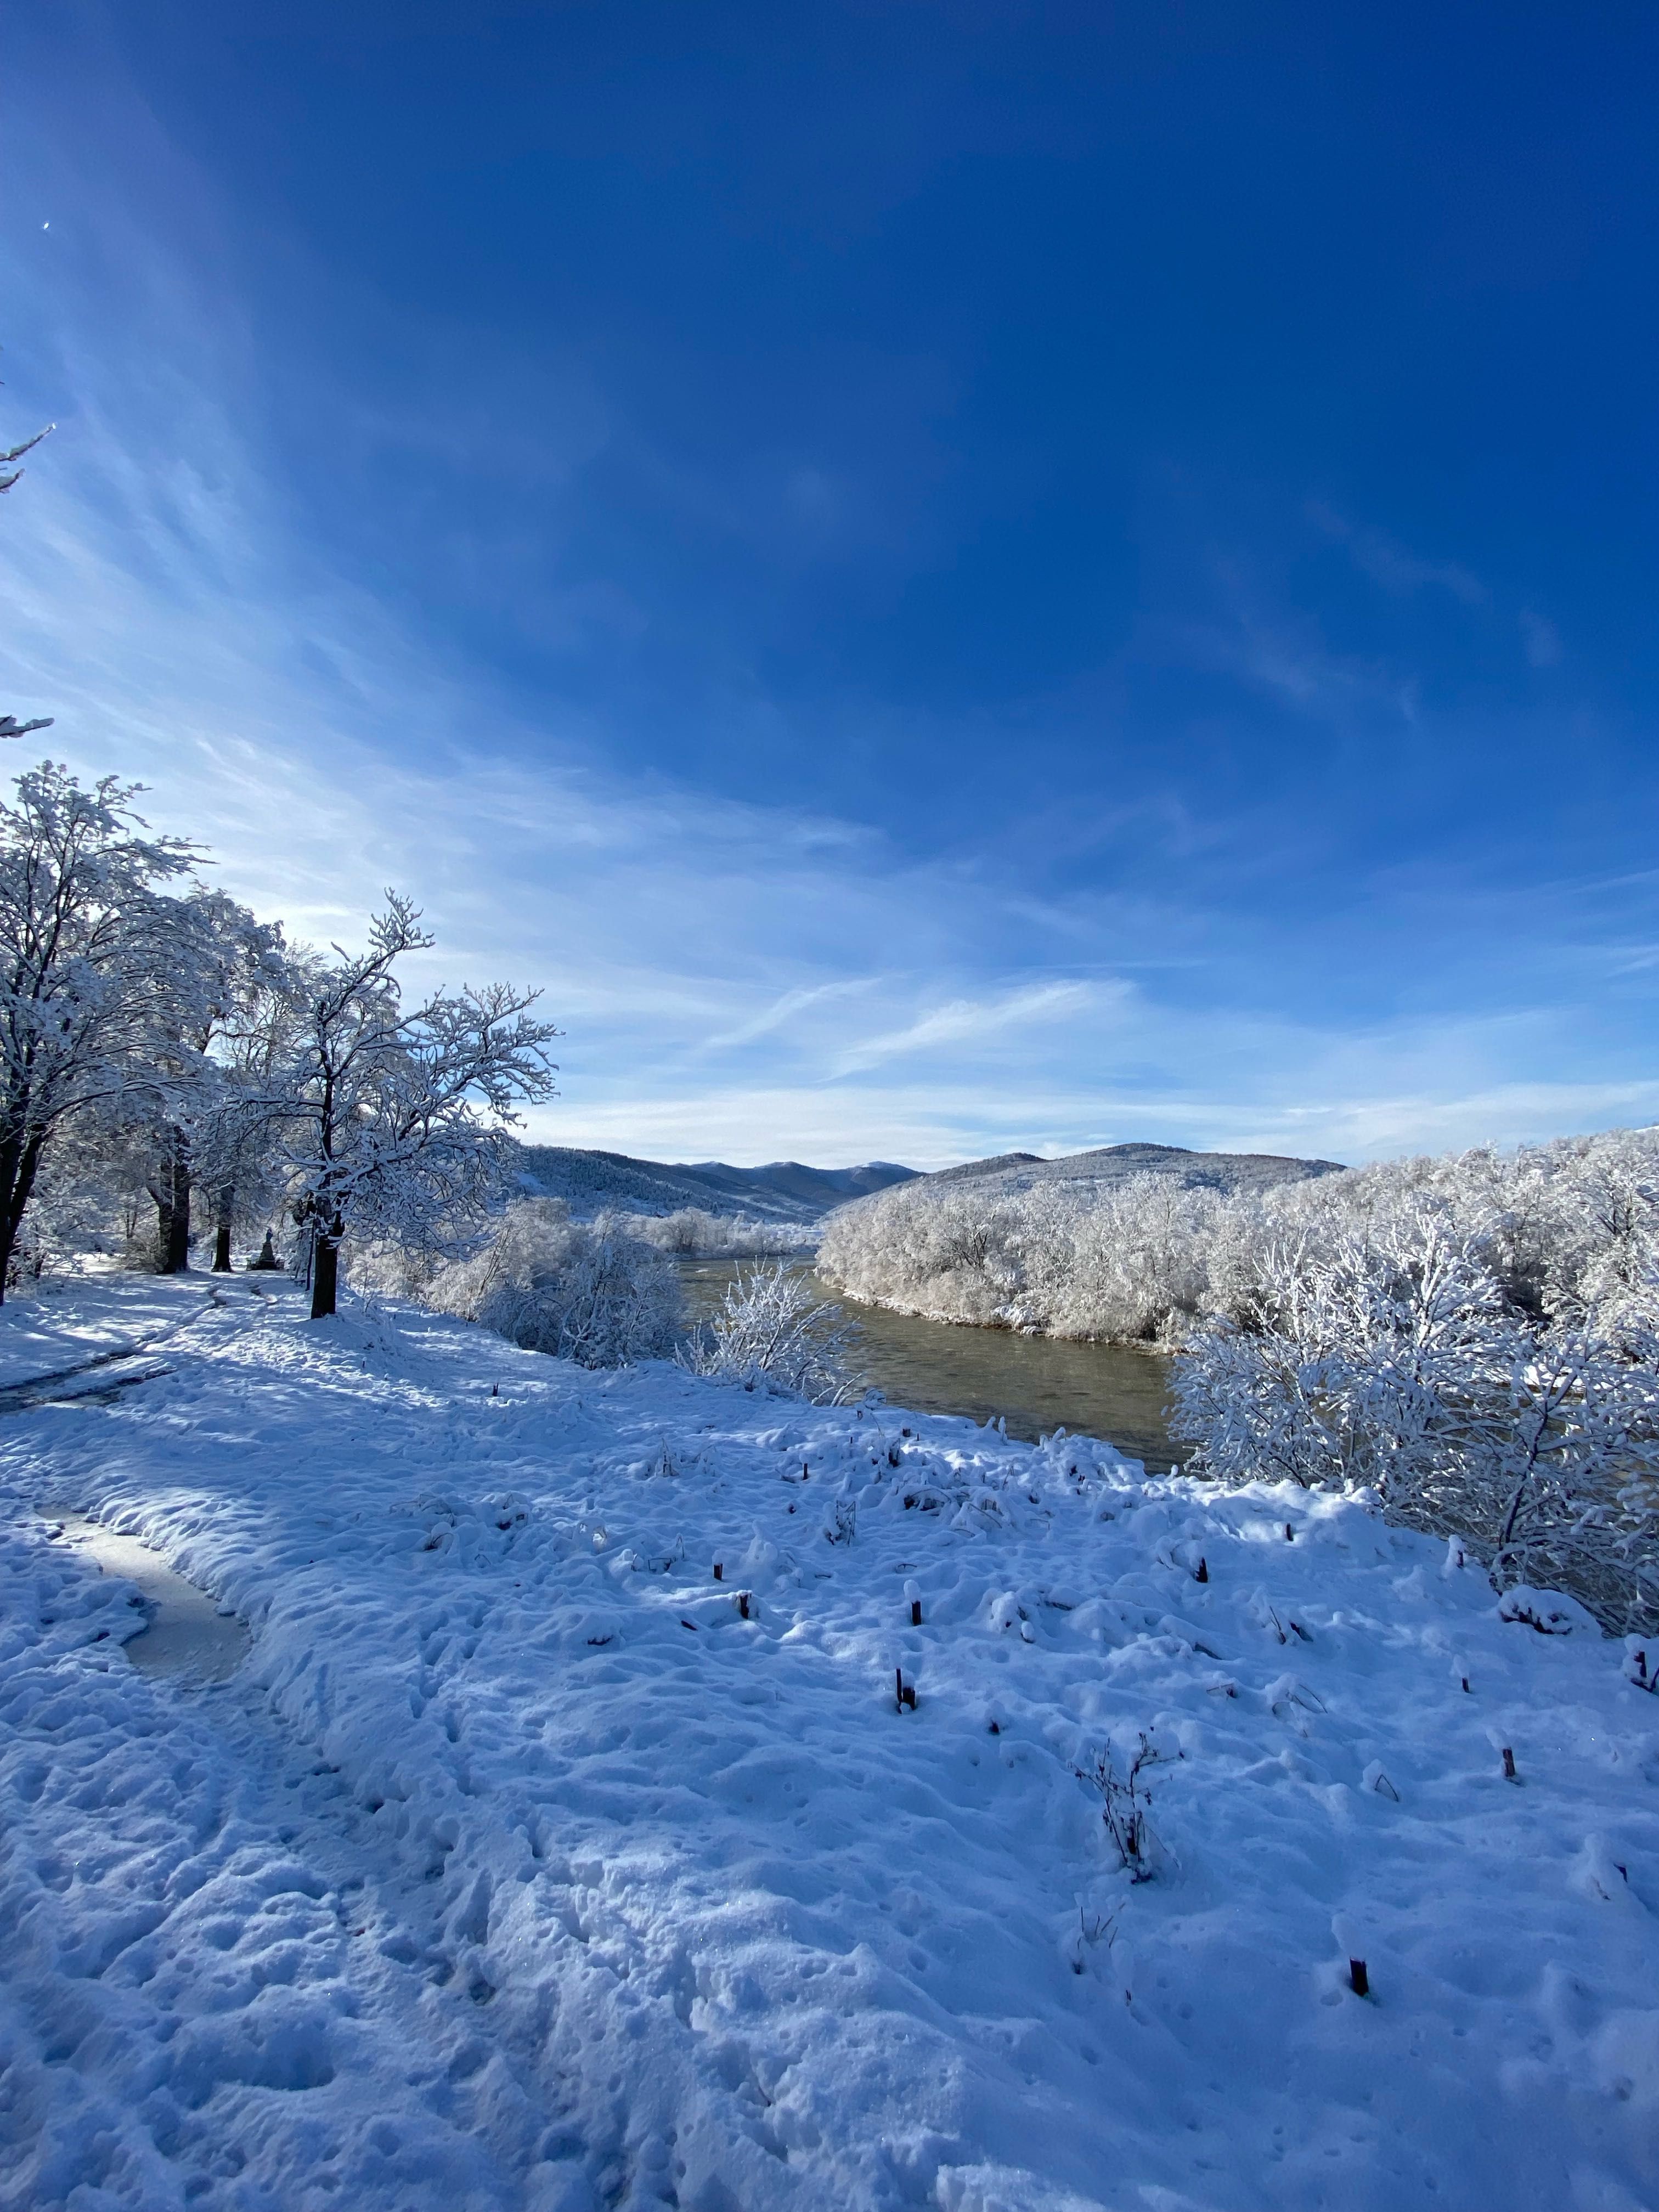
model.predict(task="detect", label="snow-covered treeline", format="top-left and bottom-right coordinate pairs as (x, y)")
top-left (617, 1206), bottom-right (814, 1259)
top-left (818, 1168), bottom-right (1227, 1341)
top-left (0, 762), bottom-right (558, 1317)
top-left (819, 1131), bottom-right (1659, 1350)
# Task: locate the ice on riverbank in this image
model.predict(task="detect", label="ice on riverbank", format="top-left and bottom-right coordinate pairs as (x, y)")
top-left (2, 1277), bottom-right (1657, 2210)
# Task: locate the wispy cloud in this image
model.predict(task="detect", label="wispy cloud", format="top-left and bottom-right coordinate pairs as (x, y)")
top-left (1171, 598), bottom-right (1411, 726)
top-left (832, 981), bottom-right (1103, 1076)
top-left (707, 977), bottom-right (879, 1052)
top-left (1307, 500), bottom-right (1488, 606)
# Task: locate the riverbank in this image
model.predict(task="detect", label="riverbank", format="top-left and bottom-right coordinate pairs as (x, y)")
top-left (680, 1259), bottom-right (1182, 1470)
top-left (3, 1276), bottom-right (1657, 2209)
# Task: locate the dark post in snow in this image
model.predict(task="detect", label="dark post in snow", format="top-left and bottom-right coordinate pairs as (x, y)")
top-left (247, 1228), bottom-right (281, 1271)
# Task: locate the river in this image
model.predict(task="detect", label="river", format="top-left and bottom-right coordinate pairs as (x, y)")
top-left (678, 1259), bottom-right (1181, 1471)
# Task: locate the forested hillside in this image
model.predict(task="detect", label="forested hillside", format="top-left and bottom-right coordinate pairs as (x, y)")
top-left (517, 1144), bottom-right (916, 1223)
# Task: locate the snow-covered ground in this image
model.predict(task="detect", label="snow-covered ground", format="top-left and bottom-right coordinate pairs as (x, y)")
top-left (2, 1276), bottom-right (1657, 2212)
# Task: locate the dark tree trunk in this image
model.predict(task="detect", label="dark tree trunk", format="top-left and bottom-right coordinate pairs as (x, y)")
top-left (155, 1146), bottom-right (191, 1274)
top-left (311, 1223), bottom-right (342, 1319)
top-left (211, 1183), bottom-right (234, 1273)
top-left (0, 1128), bottom-right (46, 1307)
top-left (163, 1189), bottom-right (191, 1273)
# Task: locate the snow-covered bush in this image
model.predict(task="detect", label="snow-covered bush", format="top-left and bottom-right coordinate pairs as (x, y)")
top-left (422, 1198), bottom-right (682, 1368)
top-left (679, 1260), bottom-right (857, 1403)
top-left (816, 1181), bottom-right (1025, 1326)
top-left (1171, 1206), bottom-right (1659, 1632)
top-left (496, 1227), bottom-right (682, 1368)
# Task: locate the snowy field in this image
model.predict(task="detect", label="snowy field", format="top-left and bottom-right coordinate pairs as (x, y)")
top-left (2, 1278), bottom-right (1658, 2211)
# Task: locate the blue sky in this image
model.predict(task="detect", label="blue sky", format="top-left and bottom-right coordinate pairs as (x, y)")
top-left (2, 1), bottom-right (1657, 1167)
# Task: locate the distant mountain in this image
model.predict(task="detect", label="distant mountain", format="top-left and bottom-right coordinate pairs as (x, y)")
top-left (868, 1141), bottom-right (1343, 1205)
top-left (515, 1138), bottom-right (1339, 1228)
top-left (516, 1144), bottom-right (919, 1224)
top-left (923, 1151), bottom-right (1045, 1185)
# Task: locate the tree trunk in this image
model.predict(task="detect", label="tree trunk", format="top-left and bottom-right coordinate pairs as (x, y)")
top-left (163, 1185), bottom-right (191, 1272)
top-left (0, 1116), bottom-right (37, 1307)
top-left (0, 1130), bottom-right (47, 1307)
top-left (211, 1183), bottom-right (234, 1273)
top-left (153, 1140), bottom-right (191, 1273)
top-left (311, 1225), bottom-right (341, 1319)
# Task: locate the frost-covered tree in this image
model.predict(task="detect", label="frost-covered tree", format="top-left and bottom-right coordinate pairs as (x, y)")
top-left (276, 894), bottom-right (558, 1319)
top-left (0, 764), bottom-right (200, 1297)
top-left (121, 890), bottom-right (292, 1273)
top-left (819, 1170), bottom-right (1223, 1342)
top-left (178, 905), bottom-right (317, 1273)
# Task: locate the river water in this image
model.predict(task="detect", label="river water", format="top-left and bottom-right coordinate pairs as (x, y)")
top-left (679, 1260), bottom-right (1181, 1472)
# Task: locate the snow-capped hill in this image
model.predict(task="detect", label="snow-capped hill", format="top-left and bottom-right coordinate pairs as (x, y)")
top-left (517, 1143), bottom-right (918, 1222)
top-left (3, 1276), bottom-right (1657, 2210)
top-left (911, 1139), bottom-right (1343, 1200)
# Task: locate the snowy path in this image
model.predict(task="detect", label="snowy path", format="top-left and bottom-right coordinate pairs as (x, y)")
top-left (3, 1279), bottom-right (1659, 2210)
top-left (49, 1514), bottom-right (251, 1681)
top-left (0, 1278), bottom-right (242, 1409)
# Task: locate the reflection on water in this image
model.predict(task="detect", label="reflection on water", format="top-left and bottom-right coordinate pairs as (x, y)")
top-left (679, 1260), bottom-right (1180, 1472)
